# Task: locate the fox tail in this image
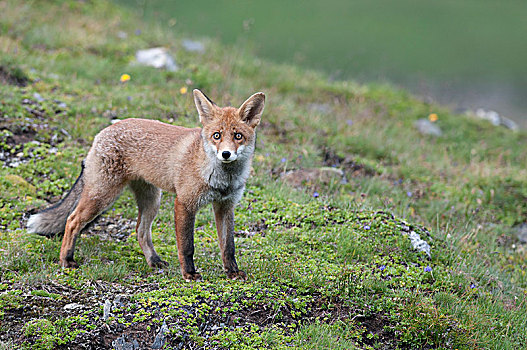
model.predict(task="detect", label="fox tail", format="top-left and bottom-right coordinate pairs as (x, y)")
top-left (26, 163), bottom-right (85, 237)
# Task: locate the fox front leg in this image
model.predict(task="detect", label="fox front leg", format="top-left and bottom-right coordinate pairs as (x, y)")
top-left (174, 197), bottom-right (202, 281)
top-left (213, 201), bottom-right (247, 280)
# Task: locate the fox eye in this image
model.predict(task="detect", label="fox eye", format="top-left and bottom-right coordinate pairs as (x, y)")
top-left (234, 132), bottom-right (243, 140)
top-left (212, 132), bottom-right (221, 140)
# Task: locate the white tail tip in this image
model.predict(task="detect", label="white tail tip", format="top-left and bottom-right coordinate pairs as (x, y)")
top-left (26, 214), bottom-right (41, 233)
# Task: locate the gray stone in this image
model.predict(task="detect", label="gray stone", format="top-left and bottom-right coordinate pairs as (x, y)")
top-left (500, 116), bottom-right (518, 131)
top-left (182, 39), bottom-right (205, 53)
top-left (113, 294), bottom-right (125, 308)
top-left (113, 335), bottom-right (140, 350)
top-left (151, 320), bottom-right (169, 349)
top-left (308, 103), bottom-right (332, 115)
top-left (414, 119), bottom-right (442, 136)
top-left (60, 128), bottom-right (71, 137)
top-left (512, 223), bottom-right (527, 244)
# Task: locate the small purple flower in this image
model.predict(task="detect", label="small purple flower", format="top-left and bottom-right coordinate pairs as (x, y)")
top-left (346, 119), bottom-right (353, 126)
top-left (313, 191), bottom-right (319, 198)
top-left (135, 29), bottom-right (142, 35)
top-left (265, 153), bottom-right (270, 157)
top-left (407, 191), bottom-right (413, 197)
top-left (363, 225), bottom-right (371, 230)
top-left (424, 266), bottom-right (432, 272)
top-left (470, 283), bottom-right (476, 289)
top-left (281, 157), bottom-right (287, 163)
top-left (379, 265), bottom-right (386, 271)
top-left (127, 96), bottom-right (132, 101)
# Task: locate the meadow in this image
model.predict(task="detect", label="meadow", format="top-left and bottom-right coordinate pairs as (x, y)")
top-left (1, 0), bottom-right (526, 349)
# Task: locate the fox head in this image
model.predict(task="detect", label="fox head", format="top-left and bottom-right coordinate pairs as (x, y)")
top-left (193, 89), bottom-right (265, 164)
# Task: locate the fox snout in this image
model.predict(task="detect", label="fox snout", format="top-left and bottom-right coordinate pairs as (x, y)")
top-left (221, 150), bottom-right (232, 161)
top-left (218, 147), bottom-right (241, 163)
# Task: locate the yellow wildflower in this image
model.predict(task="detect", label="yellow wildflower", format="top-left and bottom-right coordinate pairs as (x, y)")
top-left (120, 74), bottom-right (131, 83)
top-left (428, 113), bottom-right (438, 122)
top-left (180, 86), bottom-right (188, 94)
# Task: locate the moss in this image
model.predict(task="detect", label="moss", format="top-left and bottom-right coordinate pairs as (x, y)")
top-left (0, 291), bottom-right (23, 319)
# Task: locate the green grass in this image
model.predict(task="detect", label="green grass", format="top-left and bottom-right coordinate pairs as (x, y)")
top-left (1, 0), bottom-right (526, 349)
top-left (119, 0), bottom-right (527, 81)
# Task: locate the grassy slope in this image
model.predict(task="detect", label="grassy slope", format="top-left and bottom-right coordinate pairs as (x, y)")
top-left (1, 0), bottom-right (526, 349)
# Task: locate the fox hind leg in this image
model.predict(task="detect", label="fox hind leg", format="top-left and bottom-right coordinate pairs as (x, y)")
top-left (60, 184), bottom-right (124, 268)
top-left (129, 180), bottom-right (167, 268)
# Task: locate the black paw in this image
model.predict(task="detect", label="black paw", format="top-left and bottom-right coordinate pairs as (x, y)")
top-left (182, 272), bottom-right (203, 282)
top-left (227, 270), bottom-right (247, 281)
top-left (148, 256), bottom-right (169, 268)
top-left (60, 258), bottom-right (79, 269)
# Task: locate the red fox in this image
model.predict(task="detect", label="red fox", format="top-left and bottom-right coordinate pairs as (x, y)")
top-left (27, 89), bottom-right (265, 281)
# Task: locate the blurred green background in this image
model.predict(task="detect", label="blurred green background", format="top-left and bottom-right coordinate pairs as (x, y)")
top-left (115, 0), bottom-right (527, 123)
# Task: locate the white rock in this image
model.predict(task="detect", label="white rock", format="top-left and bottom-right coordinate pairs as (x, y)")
top-left (117, 31), bottom-right (128, 39)
top-left (103, 299), bottom-right (112, 321)
top-left (408, 231), bottom-right (431, 258)
top-left (64, 302), bottom-right (83, 310)
top-left (135, 47), bottom-right (178, 72)
top-left (476, 108), bottom-right (500, 126)
top-left (474, 108), bottom-right (518, 130)
top-left (33, 92), bottom-right (45, 103)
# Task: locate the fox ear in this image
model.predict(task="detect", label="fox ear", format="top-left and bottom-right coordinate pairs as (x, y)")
top-left (239, 92), bottom-right (265, 128)
top-left (193, 89), bottom-right (217, 124)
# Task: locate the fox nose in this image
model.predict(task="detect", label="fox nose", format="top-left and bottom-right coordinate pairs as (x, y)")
top-left (222, 151), bottom-right (231, 159)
